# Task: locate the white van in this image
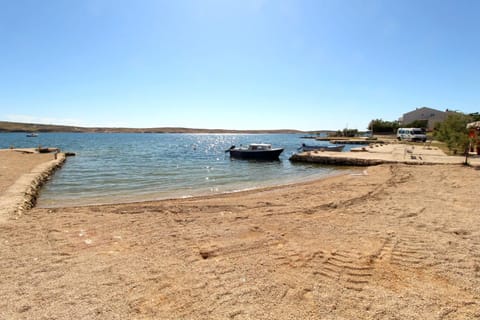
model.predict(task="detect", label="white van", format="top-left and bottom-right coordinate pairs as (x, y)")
top-left (396, 128), bottom-right (427, 142)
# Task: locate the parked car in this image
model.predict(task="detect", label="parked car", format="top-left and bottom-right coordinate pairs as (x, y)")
top-left (396, 128), bottom-right (427, 142)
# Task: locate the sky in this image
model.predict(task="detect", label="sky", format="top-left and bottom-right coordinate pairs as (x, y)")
top-left (0, 0), bottom-right (479, 131)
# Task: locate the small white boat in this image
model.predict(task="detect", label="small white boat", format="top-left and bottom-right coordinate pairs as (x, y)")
top-left (26, 133), bottom-right (38, 137)
top-left (226, 143), bottom-right (284, 160)
top-left (300, 143), bottom-right (344, 152)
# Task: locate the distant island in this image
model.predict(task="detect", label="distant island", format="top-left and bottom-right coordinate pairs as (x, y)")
top-left (0, 121), bottom-right (323, 134)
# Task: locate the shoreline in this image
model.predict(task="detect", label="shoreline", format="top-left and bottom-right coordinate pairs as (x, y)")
top-left (38, 167), bottom-right (356, 209)
top-left (1, 149), bottom-right (480, 318)
top-left (3, 143), bottom-right (477, 212)
top-left (0, 121), bottom-right (306, 134)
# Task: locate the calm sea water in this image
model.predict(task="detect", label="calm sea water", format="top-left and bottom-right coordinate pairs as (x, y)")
top-left (0, 132), bottom-right (354, 207)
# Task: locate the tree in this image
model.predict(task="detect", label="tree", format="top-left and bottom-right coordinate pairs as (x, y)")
top-left (368, 119), bottom-right (399, 134)
top-left (403, 119), bottom-right (428, 129)
top-left (433, 113), bottom-right (472, 154)
top-left (331, 128), bottom-right (358, 137)
top-left (342, 128), bottom-right (358, 137)
top-left (469, 112), bottom-right (480, 121)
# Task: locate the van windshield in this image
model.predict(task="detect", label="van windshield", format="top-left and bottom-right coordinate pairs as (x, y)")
top-left (412, 129), bottom-right (424, 134)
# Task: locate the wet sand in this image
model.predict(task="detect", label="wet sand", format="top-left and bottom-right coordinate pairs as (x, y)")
top-left (0, 152), bottom-right (479, 319)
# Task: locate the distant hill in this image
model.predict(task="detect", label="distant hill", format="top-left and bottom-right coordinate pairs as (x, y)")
top-left (0, 121), bottom-right (307, 134)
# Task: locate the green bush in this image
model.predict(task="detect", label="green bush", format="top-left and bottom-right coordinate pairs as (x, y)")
top-left (433, 113), bottom-right (471, 154)
top-left (331, 128), bottom-right (358, 137)
top-left (368, 119), bottom-right (399, 134)
top-left (402, 119), bottom-right (428, 129)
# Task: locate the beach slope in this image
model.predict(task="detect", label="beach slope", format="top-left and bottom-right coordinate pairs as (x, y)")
top-left (0, 163), bottom-right (479, 319)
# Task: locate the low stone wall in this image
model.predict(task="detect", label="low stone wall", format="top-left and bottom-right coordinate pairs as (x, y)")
top-left (0, 153), bottom-right (66, 222)
top-left (289, 153), bottom-right (394, 166)
top-left (288, 152), bottom-right (455, 166)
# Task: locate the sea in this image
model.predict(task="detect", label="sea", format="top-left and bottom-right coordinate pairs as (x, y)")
top-left (0, 132), bottom-right (355, 207)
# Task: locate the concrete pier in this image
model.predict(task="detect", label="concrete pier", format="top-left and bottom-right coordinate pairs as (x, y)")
top-left (290, 143), bottom-right (480, 167)
top-left (0, 149), bottom-right (66, 222)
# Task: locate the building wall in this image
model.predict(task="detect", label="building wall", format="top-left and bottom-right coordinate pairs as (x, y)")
top-left (402, 107), bottom-right (448, 130)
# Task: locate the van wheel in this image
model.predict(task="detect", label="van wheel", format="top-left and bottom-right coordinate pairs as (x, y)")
top-left (397, 137), bottom-right (401, 141)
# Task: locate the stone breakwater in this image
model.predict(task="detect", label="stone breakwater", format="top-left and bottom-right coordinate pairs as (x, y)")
top-left (289, 144), bottom-right (480, 167)
top-left (289, 152), bottom-right (396, 166)
top-left (0, 152), bottom-right (66, 222)
top-left (289, 152), bottom-right (443, 166)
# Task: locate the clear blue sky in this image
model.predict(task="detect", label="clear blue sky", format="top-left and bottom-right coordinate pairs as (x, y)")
top-left (0, 0), bottom-right (478, 131)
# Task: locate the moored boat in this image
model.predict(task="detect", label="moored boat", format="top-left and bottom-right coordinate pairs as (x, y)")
top-left (226, 143), bottom-right (284, 160)
top-left (26, 133), bottom-right (38, 137)
top-left (300, 143), bottom-right (344, 152)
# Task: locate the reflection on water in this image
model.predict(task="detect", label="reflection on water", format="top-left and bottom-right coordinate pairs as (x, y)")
top-left (0, 132), bottom-right (352, 207)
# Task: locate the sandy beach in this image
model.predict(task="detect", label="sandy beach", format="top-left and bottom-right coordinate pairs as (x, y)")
top-left (1, 152), bottom-right (480, 319)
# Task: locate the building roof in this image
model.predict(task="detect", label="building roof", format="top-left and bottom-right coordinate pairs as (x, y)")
top-left (403, 107), bottom-right (445, 116)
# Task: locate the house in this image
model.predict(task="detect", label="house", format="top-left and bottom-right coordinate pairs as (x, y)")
top-left (400, 107), bottom-right (453, 131)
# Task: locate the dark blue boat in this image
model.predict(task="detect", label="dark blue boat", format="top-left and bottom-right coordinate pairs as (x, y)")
top-left (227, 143), bottom-right (284, 160)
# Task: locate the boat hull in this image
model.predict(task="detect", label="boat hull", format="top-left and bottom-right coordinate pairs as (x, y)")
top-left (229, 148), bottom-right (284, 160)
top-left (301, 145), bottom-right (344, 152)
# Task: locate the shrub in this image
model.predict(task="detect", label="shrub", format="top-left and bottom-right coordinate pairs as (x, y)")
top-left (433, 113), bottom-right (471, 154)
top-left (368, 119), bottom-right (400, 134)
